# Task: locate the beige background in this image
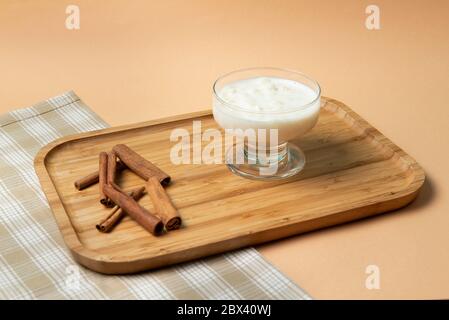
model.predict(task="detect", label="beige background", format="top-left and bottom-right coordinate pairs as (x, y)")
top-left (1, 0), bottom-right (448, 299)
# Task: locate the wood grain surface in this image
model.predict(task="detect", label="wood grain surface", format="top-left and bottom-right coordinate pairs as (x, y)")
top-left (34, 97), bottom-right (424, 274)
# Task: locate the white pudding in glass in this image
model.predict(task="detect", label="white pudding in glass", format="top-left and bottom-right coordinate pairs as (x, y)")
top-left (212, 68), bottom-right (321, 180)
top-left (213, 76), bottom-right (320, 143)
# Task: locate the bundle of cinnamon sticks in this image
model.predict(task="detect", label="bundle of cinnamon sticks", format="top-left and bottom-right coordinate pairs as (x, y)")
top-left (74, 144), bottom-right (181, 235)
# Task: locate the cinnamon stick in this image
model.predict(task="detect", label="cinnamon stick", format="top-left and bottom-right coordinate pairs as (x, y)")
top-left (99, 152), bottom-right (110, 206)
top-left (103, 184), bottom-right (163, 235)
top-left (146, 176), bottom-right (181, 230)
top-left (96, 186), bottom-right (146, 233)
top-left (74, 171), bottom-right (99, 191)
top-left (112, 144), bottom-right (170, 186)
top-left (107, 151), bottom-right (118, 189)
top-left (74, 161), bottom-right (125, 190)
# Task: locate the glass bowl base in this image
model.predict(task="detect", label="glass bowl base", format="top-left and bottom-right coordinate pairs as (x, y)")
top-left (225, 142), bottom-right (305, 180)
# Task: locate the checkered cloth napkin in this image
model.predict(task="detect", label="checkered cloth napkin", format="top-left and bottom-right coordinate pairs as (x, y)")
top-left (0, 91), bottom-right (310, 300)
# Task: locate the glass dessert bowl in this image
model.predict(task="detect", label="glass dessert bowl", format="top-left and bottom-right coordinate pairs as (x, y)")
top-left (212, 67), bottom-right (321, 180)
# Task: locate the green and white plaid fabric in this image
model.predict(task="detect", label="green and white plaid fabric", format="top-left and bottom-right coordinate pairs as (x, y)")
top-left (0, 91), bottom-right (310, 300)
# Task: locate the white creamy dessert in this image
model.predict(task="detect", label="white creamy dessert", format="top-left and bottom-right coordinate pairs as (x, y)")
top-left (213, 76), bottom-right (320, 143)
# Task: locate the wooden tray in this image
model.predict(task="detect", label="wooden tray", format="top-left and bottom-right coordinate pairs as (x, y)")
top-left (34, 97), bottom-right (425, 274)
